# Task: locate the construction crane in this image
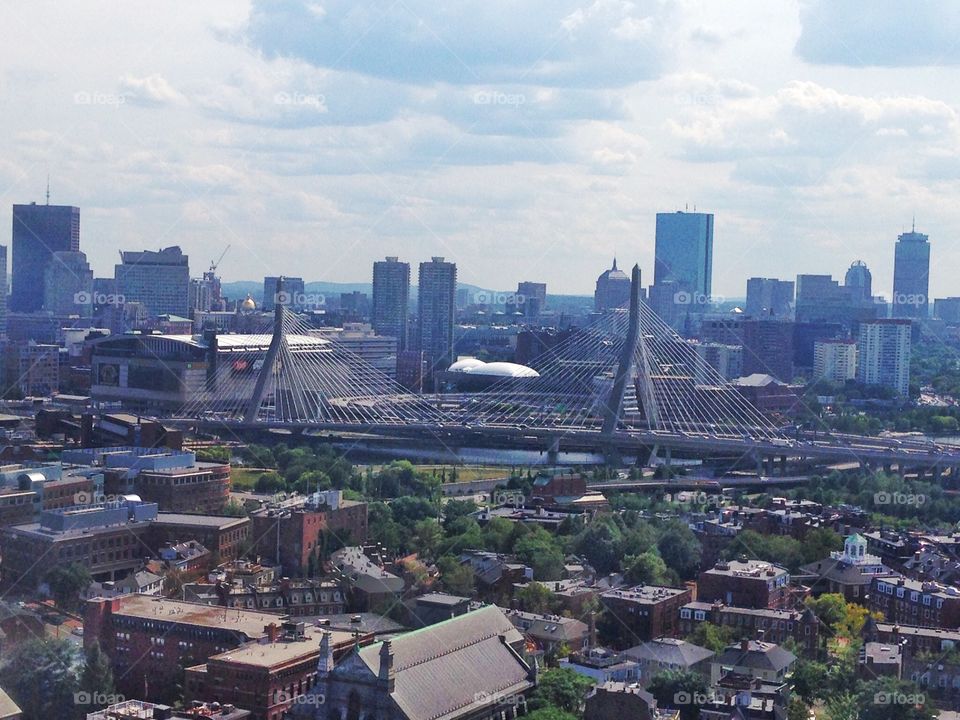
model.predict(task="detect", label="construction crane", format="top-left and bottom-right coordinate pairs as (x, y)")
top-left (209, 244), bottom-right (230, 274)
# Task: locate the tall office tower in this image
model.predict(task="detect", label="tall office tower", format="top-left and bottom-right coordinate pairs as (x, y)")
top-left (11, 202), bottom-right (80, 312)
top-left (114, 246), bottom-right (190, 317)
top-left (745, 278), bottom-right (795, 318)
top-left (741, 319), bottom-right (795, 382)
top-left (594, 259), bottom-right (631, 312)
top-left (372, 257), bottom-right (410, 350)
top-left (844, 260), bottom-right (873, 304)
top-left (418, 256), bottom-right (457, 377)
top-left (794, 274), bottom-right (855, 324)
top-left (654, 210), bottom-right (714, 299)
top-left (892, 225), bottom-right (930, 319)
top-left (339, 291), bottom-right (369, 320)
top-left (0, 245), bottom-right (7, 337)
top-left (262, 276), bottom-right (306, 311)
top-left (934, 297), bottom-right (960, 324)
top-left (814, 339), bottom-right (858, 383)
top-left (516, 281), bottom-right (547, 318)
top-left (857, 319), bottom-right (912, 395)
top-left (44, 251), bottom-right (93, 318)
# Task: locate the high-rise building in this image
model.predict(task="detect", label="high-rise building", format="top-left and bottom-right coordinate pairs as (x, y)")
top-left (418, 257), bottom-right (457, 377)
top-left (11, 202), bottom-right (80, 312)
top-left (43, 251), bottom-right (93, 318)
top-left (516, 281), bottom-right (547, 318)
top-left (114, 246), bottom-right (190, 317)
top-left (844, 260), bottom-right (873, 304)
top-left (742, 319), bottom-right (794, 382)
top-left (745, 278), bottom-right (794, 318)
top-left (654, 210), bottom-right (713, 300)
top-left (814, 339), bottom-right (857, 384)
top-left (372, 257), bottom-right (410, 350)
top-left (934, 297), bottom-right (960, 324)
top-left (594, 259), bottom-right (631, 313)
top-left (857, 319), bottom-right (912, 395)
top-left (262, 276), bottom-right (305, 311)
top-left (0, 245), bottom-right (7, 337)
top-left (892, 226), bottom-right (930, 319)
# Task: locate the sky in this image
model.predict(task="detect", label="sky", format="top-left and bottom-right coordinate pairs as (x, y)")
top-left (1, 0), bottom-right (960, 299)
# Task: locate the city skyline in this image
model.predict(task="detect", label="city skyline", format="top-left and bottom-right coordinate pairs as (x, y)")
top-left (1, 2), bottom-right (959, 298)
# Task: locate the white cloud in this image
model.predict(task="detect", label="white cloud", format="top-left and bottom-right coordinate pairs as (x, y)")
top-left (118, 74), bottom-right (187, 107)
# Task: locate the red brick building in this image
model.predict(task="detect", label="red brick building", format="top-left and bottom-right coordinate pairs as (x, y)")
top-left (600, 585), bottom-right (692, 645)
top-left (697, 560), bottom-right (791, 609)
top-left (132, 462), bottom-right (231, 514)
top-left (869, 575), bottom-right (960, 629)
top-left (679, 601), bottom-right (821, 655)
top-left (146, 513), bottom-right (250, 564)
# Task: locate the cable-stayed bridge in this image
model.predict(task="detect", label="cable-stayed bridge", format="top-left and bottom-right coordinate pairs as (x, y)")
top-left (170, 274), bottom-right (960, 475)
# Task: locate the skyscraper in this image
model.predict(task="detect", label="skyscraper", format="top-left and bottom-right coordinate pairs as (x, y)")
top-left (516, 281), bottom-right (546, 318)
top-left (0, 245), bottom-right (7, 337)
top-left (262, 276), bottom-right (305, 311)
top-left (372, 257), bottom-right (410, 349)
top-left (844, 260), bottom-right (872, 304)
top-left (594, 259), bottom-right (631, 313)
top-left (745, 278), bottom-right (794, 318)
top-left (11, 202), bottom-right (80, 312)
top-left (857, 319), bottom-right (911, 395)
top-left (44, 250), bottom-right (93, 317)
top-left (417, 256), bottom-right (456, 376)
top-left (742, 319), bottom-right (794, 382)
top-left (654, 210), bottom-right (713, 300)
top-left (892, 226), bottom-right (930, 319)
top-left (114, 246), bottom-right (190, 317)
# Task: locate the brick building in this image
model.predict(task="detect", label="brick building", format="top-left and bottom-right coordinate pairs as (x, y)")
top-left (869, 575), bottom-right (960, 629)
top-left (85, 593), bottom-right (367, 717)
top-left (600, 585), bottom-right (692, 644)
top-left (147, 513), bottom-right (250, 564)
top-left (697, 560), bottom-right (791, 609)
top-left (679, 601), bottom-right (820, 655)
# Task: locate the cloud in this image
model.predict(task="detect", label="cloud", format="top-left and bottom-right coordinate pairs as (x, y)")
top-left (670, 81), bottom-right (960, 186)
top-left (244, 0), bottom-right (675, 88)
top-left (796, 0), bottom-right (960, 67)
top-left (117, 74), bottom-right (187, 107)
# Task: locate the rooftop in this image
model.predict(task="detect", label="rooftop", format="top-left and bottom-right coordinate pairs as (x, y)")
top-left (105, 595), bottom-right (285, 639)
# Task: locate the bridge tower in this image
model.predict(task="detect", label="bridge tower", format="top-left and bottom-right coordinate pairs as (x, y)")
top-left (243, 276), bottom-right (287, 424)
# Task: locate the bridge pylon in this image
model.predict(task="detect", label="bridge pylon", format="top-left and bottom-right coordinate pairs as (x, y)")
top-left (243, 276), bottom-right (287, 424)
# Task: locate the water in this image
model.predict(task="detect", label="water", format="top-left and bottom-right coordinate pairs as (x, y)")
top-left (333, 441), bottom-right (620, 466)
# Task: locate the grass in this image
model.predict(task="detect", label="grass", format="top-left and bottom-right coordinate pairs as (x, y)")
top-left (231, 467), bottom-right (271, 490)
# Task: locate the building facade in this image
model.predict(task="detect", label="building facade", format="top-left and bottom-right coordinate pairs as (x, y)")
top-left (11, 202), bottom-right (80, 313)
top-left (893, 227), bottom-right (930, 319)
top-left (813, 339), bottom-right (857, 384)
top-left (417, 257), bottom-right (457, 377)
top-left (115, 246), bottom-right (190, 317)
top-left (857, 319), bottom-right (912, 395)
top-left (745, 278), bottom-right (794, 319)
top-left (371, 257), bottom-right (410, 351)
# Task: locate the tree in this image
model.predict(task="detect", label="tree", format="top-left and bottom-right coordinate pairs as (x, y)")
top-left (194, 445), bottom-right (230, 463)
top-left (412, 519), bottom-right (444, 561)
top-left (514, 527), bottom-right (565, 580)
top-left (570, 516), bottom-right (623, 574)
top-left (791, 658), bottom-right (830, 704)
top-left (823, 692), bottom-right (858, 720)
top-left (623, 550), bottom-right (675, 586)
top-left (442, 499), bottom-right (478, 530)
top-left (684, 622), bottom-right (734, 654)
top-left (516, 582), bottom-right (553, 614)
top-left (79, 641), bottom-right (116, 712)
top-left (857, 677), bottom-right (937, 720)
top-left (787, 696), bottom-right (810, 720)
top-left (800, 527), bottom-right (843, 564)
top-left (656, 524), bottom-right (702, 580)
top-left (0, 638), bottom-right (80, 720)
top-left (436, 556), bottom-right (475, 596)
top-left (45, 562), bottom-right (92, 611)
top-left (647, 669), bottom-right (708, 720)
top-left (163, 568), bottom-right (186, 598)
top-left (524, 709), bottom-right (577, 720)
top-left (527, 668), bottom-right (594, 714)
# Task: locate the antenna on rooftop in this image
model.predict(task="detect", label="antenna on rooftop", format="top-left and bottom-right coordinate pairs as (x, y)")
top-left (46, 175), bottom-right (50, 205)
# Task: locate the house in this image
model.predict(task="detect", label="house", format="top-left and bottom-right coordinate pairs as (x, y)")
top-left (561, 647), bottom-right (641, 684)
top-left (796, 533), bottom-right (889, 602)
top-left (710, 640), bottom-right (796, 686)
top-left (292, 605), bottom-right (537, 720)
top-left (697, 560), bottom-right (791, 609)
top-left (584, 681), bottom-right (669, 720)
top-left (330, 546), bottom-right (405, 611)
top-left (503, 608), bottom-right (591, 655)
top-left (600, 585), bottom-right (691, 644)
top-left (623, 638), bottom-right (713, 684)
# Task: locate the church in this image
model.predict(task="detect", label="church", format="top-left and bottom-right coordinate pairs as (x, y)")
top-left (293, 605), bottom-right (537, 720)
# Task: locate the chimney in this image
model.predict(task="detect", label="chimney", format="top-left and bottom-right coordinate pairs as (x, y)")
top-left (379, 640), bottom-right (395, 691)
top-left (588, 611), bottom-right (597, 648)
top-left (741, 638), bottom-right (750, 652)
top-left (264, 623), bottom-right (281, 643)
top-left (317, 631), bottom-right (334, 676)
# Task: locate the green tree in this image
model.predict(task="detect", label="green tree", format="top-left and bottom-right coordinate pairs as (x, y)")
top-left (412, 519), bottom-right (444, 561)
top-left (527, 668), bottom-right (594, 714)
top-left (0, 638), bottom-right (81, 720)
top-left (436, 556), bottom-right (475, 596)
top-left (684, 622), bottom-right (734, 654)
top-left (647, 669), bottom-right (708, 720)
top-left (624, 550), bottom-right (675, 586)
top-left (515, 527), bottom-right (565, 580)
top-left (45, 562), bottom-right (92, 611)
top-left (857, 677), bottom-right (936, 720)
top-left (791, 658), bottom-right (830, 704)
top-left (524, 709), bottom-right (577, 720)
top-left (442, 499), bottom-right (478, 530)
top-left (656, 523), bottom-right (702, 580)
top-left (787, 696), bottom-right (809, 720)
top-left (78, 641), bottom-right (115, 712)
top-left (516, 582), bottom-right (554, 614)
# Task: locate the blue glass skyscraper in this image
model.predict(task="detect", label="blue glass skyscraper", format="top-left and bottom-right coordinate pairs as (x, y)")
top-left (654, 211), bottom-right (714, 301)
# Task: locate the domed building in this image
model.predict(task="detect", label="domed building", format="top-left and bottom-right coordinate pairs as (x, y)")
top-left (438, 357), bottom-right (540, 391)
top-left (844, 260), bottom-right (872, 304)
top-left (239, 294), bottom-right (257, 314)
top-left (594, 258), bottom-right (631, 312)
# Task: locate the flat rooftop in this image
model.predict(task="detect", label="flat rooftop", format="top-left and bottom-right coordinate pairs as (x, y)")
top-left (602, 585), bottom-right (688, 603)
top-left (108, 595), bottom-right (284, 639)
top-left (210, 626), bottom-right (356, 668)
top-left (153, 513), bottom-right (247, 529)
